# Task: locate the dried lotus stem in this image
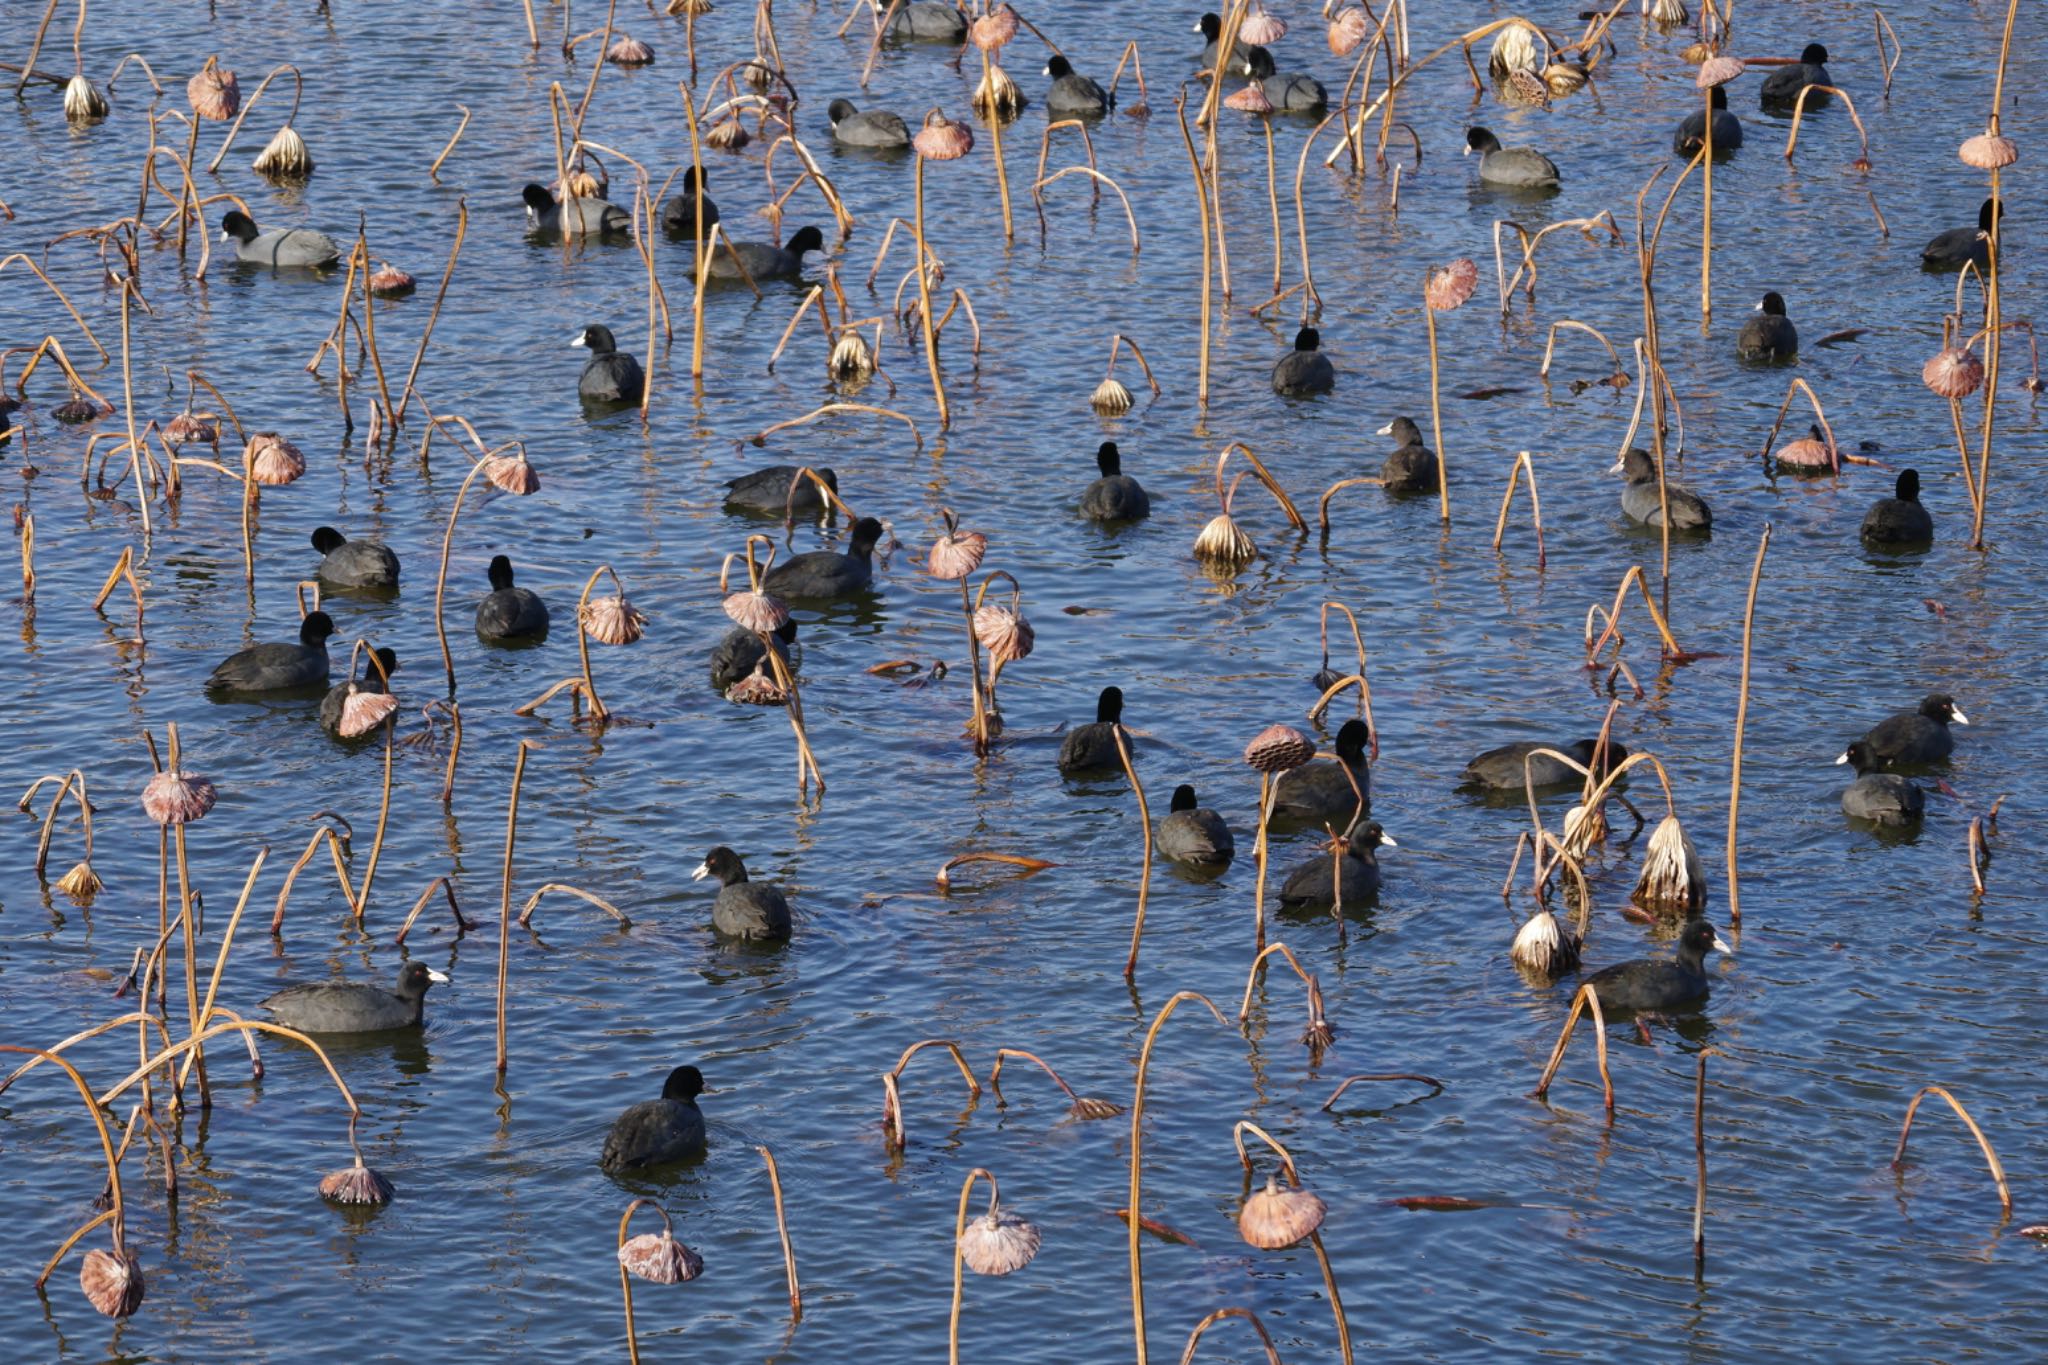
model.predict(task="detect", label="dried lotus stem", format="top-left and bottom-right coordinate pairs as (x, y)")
top-left (988, 1048), bottom-right (1123, 1118)
top-left (756, 1145), bottom-right (803, 1319)
top-left (1531, 982), bottom-right (1613, 1113)
top-left (1178, 1307), bottom-right (1284, 1364)
top-left (1537, 318), bottom-right (1627, 387)
top-left (1489, 450), bottom-right (1546, 568)
top-left (1726, 525), bottom-right (1769, 924)
top-left (741, 401), bottom-right (923, 452)
top-left (1582, 565), bottom-right (1687, 665)
top-left (495, 740), bottom-right (538, 1074)
top-left (1234, 940), bottom-right (1331, 1052)
top-left (1756, 375), bottom-right (1845, 476)
top-left (518, 882), bottom-right (630, 930)
top-left (267, 819), bottom-right (356, 936)
top-left (206, 63), bottom-right (304, 173)
top-left (1116, 724), bottom-right (1153, 981)
top-left (933, 851), bottom-right (1057, 890)
top-left (1316, 476), bottom-right (1383, 532)
top-left (1781, 86), bottom-right (1873, 171)
top-left (1231, 1120), bottom-right (1351, 1361)
top-left (881, 1039), bottom-right (983, 1152)
top-left (1320, 1073), bottom-right (1447, 1110)
top-left (1892, 1084), bottom-right (2012, 1217)
top-left (392, 875), bottom-right (474, 945)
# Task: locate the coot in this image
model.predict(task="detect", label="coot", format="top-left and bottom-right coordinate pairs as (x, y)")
top-left (208, 611), bottom-right (335, 693)
top-left (1837, 741), bottom-right (1926, 825)
top-left (318, 647), bottom-right (397, 734)
top-left (1462, 737), bottom-right (1628, 791)
top-left (1466, 127), bottom-right (1560, 188)
top-left (572, 325), bottom-right (645, 403)
top-left (312, 526), bottom-right (401, 589)
top-left (724, 464), bottom-right (837, 516)
top-left (1272, 326), bottom-right (1335, 396)
top-left (1611, 447), bottom-right (1712, 531)
top-left (1735, 291), bottom-right (1797, 361)
top-left (828, 99), bottom-right (911, 148)
top-left (1238, 46), bottom-right (1326, 113)
top-left (1058, 686), bottom-right (1129, 773)
top-left (1378, 416), bottom-right (1440, 493)
top-left (1582, 918), bottom-right (1729, 1011)
top-left (259, 960), bottom-right (448, 1032)
top-left (1277, 823), bottom-right (1396, 910)
top-left (658, 167), bottom-right (719, 238)
top-left (1922, 199), bottom-right (2003, 273)
top-left (600, 1065), bottom-right (709, 1171)
top-left (1843, 695), bottom-right (1967, 768)
top-left (1861, 469), bottom-right (1933, 545)
top-left (761, 517), bottom-right (884, 600)
top-left (522, 182), bottom-right (631, 238)
top-left (692, 847), bottom-right (792, 939)
top-left (707, 225), bottom-right (825, 281)
top-left (1674, 85), bottom-right (1743, 156)
top-left (1043, 55), bottom-right (1112, 117)
top-left (710, 620), bottom-right (798, 691)
top-left (1157, 784), bottom-right (1234, 867)
top-left (1758, 43), bottom-right (1830, 109)
top-left (476, 555), bottom-right (551, 640)
top-left (221, 210), bottom-right (341, 268)
top-left (1272, 719), bottom-right (1371, 825)
top-left (1080, 442), bottom-right (1150, 521)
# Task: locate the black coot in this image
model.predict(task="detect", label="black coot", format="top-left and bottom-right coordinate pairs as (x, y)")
top-left (1922, 199), bottom-right (2003, 273)
top-left (1844, 695), bottom-right (1968, 768)
top-left (259, 961), bottom-right (448, 1032)
top-left (1861, 469), bottom-right (1933, 545)
top-left (1758, 43), bottom-right (1830, 109)
top-left (208, 611), bottom-right (335, 693)
top-left (1238, 46), bottom-right (1325, 113)
top-left (1277, 823), bottom-right (1396, 910)
top-left (725, 464), bottom-right (837, 515)
top-left (1582, 918), bottom-right (1729, 1011)
top-left (693, 847), bottom-right (792, 940)
top-left (886, 1), bottom-right (969, 42)
top-left (828, 99), bottom-right (911, 148)
top-left (1058, 686), bottom-right (1128, 773)
top-left (1466, 127), bottom-right (1560, 188)
top-left (761, 517), bottom-right (884, 600)
top-left (572, 325), bottom-right (645, 403)
top-left (1378, 417), bottom-right (1439, 493)
top-left (1837, 741), bottom-right (1926, 825)
top-left (658, 167), bottom-right (720, 237)
top-left (220, 210), bottom-right (342, 268)
top-left (1157, 785), bottom-right (1234, 867)
top-left (710, 620), bottom-right (797, 691)
top-left (319, 647), bottom-right (397, 734)
top-left (1735, 291), bottom-right (1797, 361)
top-left (1080, 442), bottom-right (1150, 521)
top-left (1043, 55), bottom-right (1112, 117)
top-left (476, 555), bottom-right (551, 640)
top-left (312, 526), bottom-right (401, 590)
top-left (1674, 85), bottom-right (1743, 156)
top-left (1272, 719), bottom-right (1371, 825)
top-left (707, 225), bottom-right (825, 281)
top-left (600, 1065), bottom-right (709, 1171)
top-left (1272, 326), bottom-right (1335, 396)
top-left (1462, 738), bottom-right (1628, 790)
top-left (1611, 448), bottom-right (1712, 531)
top-left (523, 182), bottom-right (631, 238)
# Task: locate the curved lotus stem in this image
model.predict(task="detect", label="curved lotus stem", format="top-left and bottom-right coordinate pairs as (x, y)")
top-left (430, 438), bottom-right (535, 696)
top-left (755, 1145), bottom-right (803, 1319)
top-left (393, 200), bottom-right (466, 427)
top-left (1033, 166), bottom-right (1141, 254)
top-left (1495, 215), bottom-right (1623, 314)
top-left (1305, 675), bottom-right (1376, 756)
top-left (1756, 375), bottom-right (1843, 476)
top-left (1892, 1084), bottom-right (2012, 1218)
top-left (1114, 725), bottom-right (1154, 980)
top-left (1583, 564), bottom-right (1687, 664)
top-left (719, 533), bottom-right (778, 597)
top-left (615, 1198), bottom-right (694, 1364)
top-left (1726, 526), bottom-right (1770, 924)
top-left (912, 153), bottom-right (948, 429)
top-left (1179, 1307), bottom-right (1284, 1364)
top-left (1129, 991), bottom-right (1231, 1365)
top-left (393, 875), bottom-right (473, 944)
top-left (514, 564), bottom-right (631, 721)
top-left (933, 851), bottom-right (1057, 889)
top-left (779, 465), bottom-right (859, 528)
top-left (1218, 442), bottom-right (1306, 528)
top-left (1538, 318), bottom-right (1626, 387)
top-left (1490, 451), bottom-right (1546, 568)
top-left (0, 1046), bottom-right (129, 1273)
top-left (519, 882), bottom-right (629, 930)
top-left (1316, 477), bottom-right (1384, 532)
top-left (19, 768), bottom-right (95, 880)
top-left (206, 63), bottom-right (302, 172)
top-left (741, 401), bottom-right (922, 452)
top-left (1235, 942), bottom-right (1333, 1061)
top-left (1174, 88), bottom-right (1215, 407)
top-left (1531, 982), bottom-right (1613, 1112)
top-left (495, 740), bottom-right (539, 1073)
top-left (988, 1048), bottom-right (1123, 1118)
top-left (881, 1039), bottom-right (983, 1152)
top-left (1231, 1123), bottom-right (1352, 1360)
top-left (268, 817), bottom-right (356, 935)
top-left (950, 1167), bottom-right (1001, 1362)
top-left (1781, 86), bottom-right (1872, 169)
top-left (0, 256), bottom-right (108, 361)
top-left (1320, 1073), bottom-right (1447, 1110)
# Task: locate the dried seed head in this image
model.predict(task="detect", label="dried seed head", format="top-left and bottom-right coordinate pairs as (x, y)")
top-left (1225, 82), bottom-right (1273, 114)
top-left (319, 1164), bottom-right (395, 1205)
top-left (1327, 7), bottom-right (1368, 56)
top-left (368, 263), bottom-right (416, 297)
top-left (915, 110), bottom-right (975, 161)
top-left (1488, 23), bottom-right (1541, 76)
top-left (1632, 813), bottom-right (1707, 913)
top-left (1922, 347), bottom-right (1985, 399)
top-left (164, 412), bottom-right (219, 447)
top-left (485, 452), bottom-right (541, 495)
top-left (1695, 55), bottom-right (1745, 89)
top-left (1193, 513), bottom-right (1256, 564)
top-left (55, 861), bottom-right (103, 902)
top-left (1543, 62), bottom-right (1587, 95)
top-left (79, 1247), bottom-right (145, 1318)
top-left (620, 1228), bottom-right (704, 1283)
top-left (1648, 0), bottom-right (1687, 24)
top-left (973, 603), bottom-right (1035, 663)
top-left (187, 64), bottom-right (240, 121)
top-left (724, 589), bottom-right (790, 634)
top-left (1507, 67), bottom-right (1550, 106)
top-left (1511, 907), bottom-right (1581, 975)
top-left (1426, 258), bottom-right (1479, 311)
top-left (707, 117), bottom-right (750, 151)
top-left (1070, 1095), bottom-right (1124, 1119)
top-left (338, 686), bottom-right (400, 738)
top-left (581, 594), bottom-right (646, 645)
top-left (54, 397), bottom-right (102, 423)
top-left (607, 34), bottom-right (655, 65)
top-left (1679, 40), bottom-right (1713, 64)
top-left (667, 0), bottom-right (713, 13)
top-left (725, 660), bottom-right (788, 706)
top-left (970, 5), bottom-right (1018, 50)
top-left (957, 1206), bottom-right (1041, 1275)
top-left (1774, 433), bottom-right (1835, 470)
top-left (973, 62), bottom-right (1025, 121)
top-left (1561, 801), bottom-right (1608, 857)
top-left (142, 769), bottom-right (216, 826)
top-left (245, 431), bottom-right (306, 485)
top-left (1960, 131), bottom-right (2018, 171)
top-left (252, 125), bottom-right (314, 178)
top-left (1240, 11), bottom-right (1287, 44)
top-left (1244, 724), bottom-right (1315, 773)
top-left (927, 523), bottom-right (987, 580)
top-left (65, 74), bottom-right (108, 122)
top-left (1090, 377), bottom-right (1135, 415)
top-left (830, 331), bottom-right (875, 382)
top-left (1239, 1177), bottom-right (1327, 1249)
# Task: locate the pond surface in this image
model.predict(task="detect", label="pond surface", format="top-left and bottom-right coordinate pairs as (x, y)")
top-left (5, 1), bottom-right (2048, 1360)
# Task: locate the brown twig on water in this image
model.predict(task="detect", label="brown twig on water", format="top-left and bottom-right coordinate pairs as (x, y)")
top-left (880, 1039), bottom-right (982, 1151)
top-left (1892, 1084), bottom-right (2012, 1218)
top-left (1320, 1073), bottom-right (1447, 1110)
top-left (933, 851), bottom-right (1057, 890)
top-left (755, 1145), bottom-right (803, 1319)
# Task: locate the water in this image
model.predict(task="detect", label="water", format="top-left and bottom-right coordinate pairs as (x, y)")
top-left (5, 2), bottom-right (2048, 1359)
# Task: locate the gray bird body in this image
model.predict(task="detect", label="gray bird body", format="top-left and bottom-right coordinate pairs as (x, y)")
top-left (315, 532), bottom-right (401, 589)
top-left (225, 225), bottom-right (342, 268)
top-left (601, 1066), bottom-right (709, 1172)
top-left (1613, 448), bottom-right (1711, 531)
top-left (1157, 801), bottom-right (1233, 866)
top-left (260, 962), bottom-right (445, 1033)
top-left (1583, 919), bottom-right (1727, 1012)
top-left (829, 100), bottom-right (911, 148)
top-left (1861, 473), bottom-right (1933, 545)
top-left (1467, 129), bottom-right (1560, 188)
top-left (1463, 738), bottom-right (1627, 791)
top-left (208, 612), bottom-right (334, 694)
top-left (886, 2), bottom-right (968, 41)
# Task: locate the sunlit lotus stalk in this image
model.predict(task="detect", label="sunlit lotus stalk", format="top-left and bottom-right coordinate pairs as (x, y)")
top-left (1694, 55), bottom-right (1742, 318)
top-left (0, 1046), bottom-right (137, 1316)
top-left (1582, 564), bottom-right (1688, 666)
top-left (1107, 724), bottom-right (1159, 981)
top-left (1233, 1121), bottom-right (1351, 1362)
top-left (1193, 444), bottom-right (1304, 569)
top-left (880, 1038), bottom-right (982, 1153)
top-left (19, 768), bottom-right (101, 901)
top-left (1236, 942), bottom-right (1334, 1060)
top-left (926, 509), bottom-right (991, 746)
top-left (968, 6), bottom-right (1018, 238)
top-left (1422, 258), bottom-right (1476, 522)
top-left (949, 1167), bottom-right (1040, 1364)
top-left (1724, 525), bottom-right (1770, 924)
top-left (495, 739), bottom-right (538, 1074)
top-left (912, 109), bottom-right (971, 429)
top-left (988, 1047), bottom-right (1123, 1119)
top-left (1127, 991), bottom-right (1231, 1365)
top-left (393, 200), bottom-right (467, 427)
top-left (1174, 87), bottom-right (1216, 407)
top-left (1961, 4), bottom-right (2024, 547)
top-left (392, 873), bottom-right (476, 945)
top-left (428, 432), bottom-right (539, 694)
top-left (141, 724), bottom-right (214, 1110)
top-left (1244, 725), bottom-right (1314, 965)
top-left (1892, 1084), bottom-right (2012, 1218)
top-left (971, 570), bottom-right (1033, 733)
top-left (616, 1199), bottom-right (702, 1365)
top-left (1180, 1307), bottom-right (1283, 1363)
top-left (206, 64), bottom-right (312, 179)
top-left (1092, 332), bottom-right (1161, 415)
top-left (515, 565), bottom-right (643, 723)
top-left (1692, 1044), bottom-right (1724, 1265)
top-left (267, 814), bottom-right (356, 936)
top-left (1532, 981), bottom-right (1614, 1113)
top-left (1756, 374), bottom-right (1851, 477)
